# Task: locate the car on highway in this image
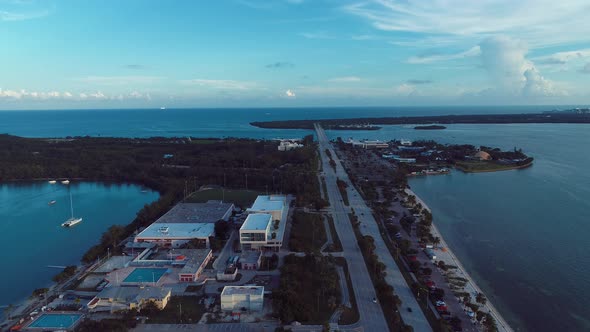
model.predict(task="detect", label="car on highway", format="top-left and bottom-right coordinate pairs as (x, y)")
top-left (372, 297), bottom-right (377, 303)
top-left (407, 307), bottom-right (412, 312)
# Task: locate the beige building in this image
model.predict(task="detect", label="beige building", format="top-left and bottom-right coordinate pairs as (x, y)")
top-left (220, 286), bottom-right (264, 312)
top-left (87, 286), bottom-right (171, 312)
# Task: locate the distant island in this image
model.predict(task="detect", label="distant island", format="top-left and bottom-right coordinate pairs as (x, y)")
top-left (414, 125), bottom-right (446, 130)
top-left (251, 111), bottom-right (590, 129)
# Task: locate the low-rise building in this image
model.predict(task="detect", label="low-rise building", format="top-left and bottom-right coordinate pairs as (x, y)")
top-left (278, 140), bottom-right (304, 151)
top-left (240, 213), bottom-right (272, 251)
top-left (220, 286), bottom-right (264, 312)
top-left (135, 223), bottom-right (215, 248)
top-left (246, 195), bottom-right (285, 221)
top-left (87, 286), bottom-right (171, 312)
top-left (239, 250), bottom-right (262, 270)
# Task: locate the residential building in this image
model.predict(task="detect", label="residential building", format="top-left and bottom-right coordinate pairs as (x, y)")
top-left (220, 286), bottom-right (264, 312)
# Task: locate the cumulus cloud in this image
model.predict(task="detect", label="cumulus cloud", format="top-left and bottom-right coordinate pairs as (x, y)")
top-left (285, 89), bottom-right (296, 98)
top-left (479, 36), bottom-right (562, 96)
top-left (328, 76), bottom-right (361, 83)
top-left (0, 89), bottom-right (152, 101)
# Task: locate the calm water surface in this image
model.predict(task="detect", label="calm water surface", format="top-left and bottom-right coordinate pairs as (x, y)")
top-left (326, 124), bottom-right (590, 332)
top-left (0, 182), bottom-right (158, 308)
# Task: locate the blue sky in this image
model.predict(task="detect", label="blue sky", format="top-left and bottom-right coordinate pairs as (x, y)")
top-left (1, 0), bottom-right (590, 109)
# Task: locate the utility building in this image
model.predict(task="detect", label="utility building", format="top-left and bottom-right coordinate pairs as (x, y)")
top-left (220, 286), bottom-right (264, 312)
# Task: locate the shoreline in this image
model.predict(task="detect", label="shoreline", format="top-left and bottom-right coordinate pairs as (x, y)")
top-left (405, 188), bottom-right (514, 332)
top-left (455, 161), bottom-right (534, 173)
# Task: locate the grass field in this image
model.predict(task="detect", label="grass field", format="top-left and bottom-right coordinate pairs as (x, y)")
top-left (146, 296), bottom-right (205, 324)
top-left (186, 188), bottom-right (261, 208)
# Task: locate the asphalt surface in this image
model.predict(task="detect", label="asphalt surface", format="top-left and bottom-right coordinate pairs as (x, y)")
top-left (315, 124), bottom-right (433, 332)
top-left (315, 124), bottom-right (390, 332)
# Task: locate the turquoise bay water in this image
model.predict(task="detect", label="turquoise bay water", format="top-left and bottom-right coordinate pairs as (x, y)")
top-left (326, 124), bottom-right (590, 332)
top-left (0, 182), bottom-right (158, 308)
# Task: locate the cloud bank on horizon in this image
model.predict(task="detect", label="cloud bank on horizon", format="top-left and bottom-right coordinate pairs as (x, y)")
top-left (1, 0), bottom-right (589, 109)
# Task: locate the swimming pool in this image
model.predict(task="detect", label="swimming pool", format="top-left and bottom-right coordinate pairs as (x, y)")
top-left (123, 267), bottom-right (168, 283)
top-left (28, 313), bottom-right (82, 329)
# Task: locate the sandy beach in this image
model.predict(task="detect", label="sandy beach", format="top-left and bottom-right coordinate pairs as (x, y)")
top-left (406, 189), bottom-right (513, 332)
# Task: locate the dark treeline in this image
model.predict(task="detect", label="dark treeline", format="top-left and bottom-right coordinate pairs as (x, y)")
top-left (0, 134), bottom-right (323, 263)
top-left (251, 112), bottom-right (590, 129)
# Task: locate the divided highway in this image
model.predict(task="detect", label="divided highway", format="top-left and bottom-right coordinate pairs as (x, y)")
top-left (315, 124), bottom-right (432, 332)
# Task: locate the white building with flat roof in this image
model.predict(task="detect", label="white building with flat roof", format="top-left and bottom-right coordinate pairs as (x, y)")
top-left (239, 214), bottom-right (272, 251)
top-left (246, 195), bottom-right (285, 221)
top-left (135, 223), bottom-right (215, 248)
top-left (220, 286), bottom-right (264, 312)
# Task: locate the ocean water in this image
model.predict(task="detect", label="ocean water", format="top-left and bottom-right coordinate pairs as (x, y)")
top-left (325, 124), bottom-right (590, 332)
top-left (0, 107), bottom-right (588, 331)
top-left (0, 105), bottom-right (563, 139)
top-left (0, 182), bottom-right (158, 309)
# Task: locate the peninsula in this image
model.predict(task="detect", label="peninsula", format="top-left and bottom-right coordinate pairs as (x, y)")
top-left (250, 111), bottom-right (590, 129)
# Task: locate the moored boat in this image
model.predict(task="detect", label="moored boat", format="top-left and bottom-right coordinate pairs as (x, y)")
top-left (48, 180), bottom-right (57, 184)
top-left (61, 191), bottom-right (82, 227)
top-left (61, 180), bottom-right (70, 184)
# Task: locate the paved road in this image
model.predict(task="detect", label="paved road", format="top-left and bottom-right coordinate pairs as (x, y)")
top-left (133, 323), bottom-right (278, 332)
top-left (315, 124), bottom-right (390, 332)
top-left (316, 124), bottom-right (433, 332)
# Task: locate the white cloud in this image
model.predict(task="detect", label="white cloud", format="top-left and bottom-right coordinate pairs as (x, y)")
top-left (0, 9), bottom-right (50, 21)
top-left (180, 79), bottom-right (258, 90)
top-left (285, 89), bottom-right (296, 98)
top-left (535, 49), bottom-right (590, 69)
top-left (328, 76), bottom-right (362, 83)
top-left (407, 46), bottom-right (481, 64)
top-left (0, 89), bottom-right (152, 101)
top-left (479, 36), bottom-right (562, 97)
top-left (344, 0), bottom-right (590, 47)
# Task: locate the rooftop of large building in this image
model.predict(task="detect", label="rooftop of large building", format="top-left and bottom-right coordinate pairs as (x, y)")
top-left (248, 195), bottom-right (285, 212)
top-left (221, 285), bottom-right (264, 297)
top-left (136, 223), bottom-right (215, 239)
top-left (96, 286), bottom-right (171, 302)
top-left (156, 201), bottom-right (234, 224)
top-left (241, 213), bottom-right (272, 231)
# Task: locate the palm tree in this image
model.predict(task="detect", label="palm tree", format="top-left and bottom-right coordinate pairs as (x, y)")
top-left (433, 237), bottom-right (441, 249)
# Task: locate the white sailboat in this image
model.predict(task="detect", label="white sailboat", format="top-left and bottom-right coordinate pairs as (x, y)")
top-left (62, 191), bottom-right (82, 227)
top-left (61, 179), bottom-right (70, 184)
top-left (48, 180), bottom-right (57, 184)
